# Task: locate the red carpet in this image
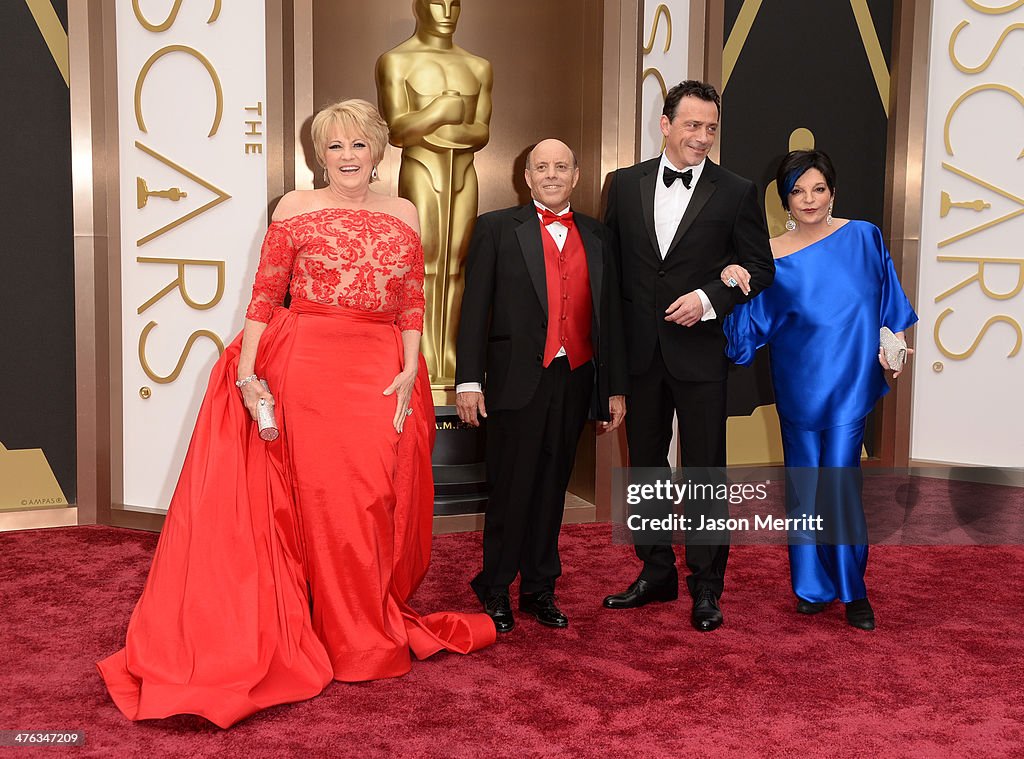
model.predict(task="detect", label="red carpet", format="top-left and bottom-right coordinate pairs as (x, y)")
top-left (1, 523), bottom-right (1023, 757)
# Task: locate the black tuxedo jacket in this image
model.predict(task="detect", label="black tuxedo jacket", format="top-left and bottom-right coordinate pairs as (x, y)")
top-left (455, 203), bottom-right (628, 419)
top-left (605, 158), bottom-right (774, 381)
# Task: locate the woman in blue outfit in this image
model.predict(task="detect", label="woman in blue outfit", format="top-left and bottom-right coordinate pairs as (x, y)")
top-left (721, 150), bottom-right (916, 631)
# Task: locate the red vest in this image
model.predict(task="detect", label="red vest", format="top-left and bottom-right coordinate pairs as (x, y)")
top-left (541, 222), bottom-right (593, 368)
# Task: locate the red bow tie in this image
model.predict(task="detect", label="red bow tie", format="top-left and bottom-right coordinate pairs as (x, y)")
top-left (538, 207), bottom-right (574, 228)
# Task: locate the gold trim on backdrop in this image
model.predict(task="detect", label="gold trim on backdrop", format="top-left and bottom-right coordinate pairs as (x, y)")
top-left (292, 0), bottom-right (314, 190)
top-left (131, 0), bottom-right (222, 33)
top-left (943, 83), bottom-right (1024, 157)
top-left (641, 65), bottom-right (669, 154)
top-left (850, 0), bottom-right (892, 117)
top-left (264, 0), bottom-right (292, 205)
top-left (936, 162), bottom-right (1024, 248)
top-left (134, 45), bottom-right (225, 137)
top-left (24, 0), bottom-right (69, 87)
top-left (721, 0), bottom-right (761, 92)
top-left (642, 4), bottom-right (673, 54)
top-left (948, 20), bottom-right (1024, 75)
top-left (0, 442), bottom-right (69, 512)
top-left (965, 0), bottom-right (1024, 12)
top-left (0, 507), bottom-right (78, 533)
top-left (71, 0), bottom-right (121, 526)
top-left (726, 405), bottom-right (784, 465)
top-left (704, 0), bottom-right (724, 165)
top-left (133, 141), bottom-right (232, 246)
top-left (687, 0), bottom-right (706, 80)
top-left (595, 0), bottom-right (640, 522)
top-left (877, 0), bottom-right (932, 468)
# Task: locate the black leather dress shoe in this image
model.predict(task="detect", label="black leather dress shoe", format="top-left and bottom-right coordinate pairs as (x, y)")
top-left (796, 598), bottom-right (829, 615)
top-left (484, 593), bottom-right (515, 633)
top-left (691, 588), bottom-right (723, 632)
top-left (519, 592), bottom-right (568, 628)
top-left (845, 598), bottom-right (876, 630)
top-left (602, 578), bottom-right (678, 609)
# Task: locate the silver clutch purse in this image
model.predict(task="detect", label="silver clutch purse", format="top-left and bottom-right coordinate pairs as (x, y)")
top-left (257, 379), bottom-right (279, 441)
top-left (879, 327), bottom-right (907, 372)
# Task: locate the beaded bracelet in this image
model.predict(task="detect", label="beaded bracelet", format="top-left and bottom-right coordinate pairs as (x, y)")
top-left (236, 374), bottom-right (259, 388)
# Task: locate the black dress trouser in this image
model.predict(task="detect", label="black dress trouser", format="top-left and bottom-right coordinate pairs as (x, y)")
top-left (624, 348), bottom-right (730, 597)
top-left (471, 357), bottom-right (594, 601)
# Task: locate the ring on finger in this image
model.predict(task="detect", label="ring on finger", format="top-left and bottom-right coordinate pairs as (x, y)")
top-left (405, 408), bottom-right (413, 416)
top-left (726, 277), bottom-right (738, 287)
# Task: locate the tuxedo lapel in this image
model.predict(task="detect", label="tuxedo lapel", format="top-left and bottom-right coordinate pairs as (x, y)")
top-left (665, 162), bottom-right (718, 259)
top-left (639, 162), bottom-right (661, 261)
top-left (514, 205), bottom-right (548, 319)
top-left (577, 219), bottom-right (603, 323)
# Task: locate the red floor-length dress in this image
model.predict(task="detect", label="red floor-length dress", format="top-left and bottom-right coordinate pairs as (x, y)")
top-left (98, 208), bottom-right (495, 728)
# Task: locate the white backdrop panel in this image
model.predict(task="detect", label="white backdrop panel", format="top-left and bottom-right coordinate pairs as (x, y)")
top-left (912, 1), bottom-right (1024, 467)
top-left (116, 2), bottom-right (268, 509)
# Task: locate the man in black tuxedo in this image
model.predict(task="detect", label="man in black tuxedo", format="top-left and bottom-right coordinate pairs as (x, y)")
top-left (602, 81), bottom-right (774, 631)
top-left (456, 138), bottom-right (627, 633)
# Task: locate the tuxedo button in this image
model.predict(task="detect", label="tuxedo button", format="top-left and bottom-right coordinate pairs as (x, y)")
top-left (658, 270), bottom-right (666, 278)
top-left (536, 354), bottom-right (543, 362)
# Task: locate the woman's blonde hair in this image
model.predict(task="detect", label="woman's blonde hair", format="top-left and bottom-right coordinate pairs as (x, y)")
top-left (310, 99), bottom-right (390, 177)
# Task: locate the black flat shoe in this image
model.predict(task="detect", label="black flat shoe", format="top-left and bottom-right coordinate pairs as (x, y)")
top-left (484, 593), bottom-right (515, 633)
top-left (691, 587), bottom-right (723, 632)
top-left (602, 578), bottom-right (678, 609)
top-left (845, 598), bottom-right (876, 630)
top-left (796, 598), bottom-right (829, 615)
top-left (519, 591), bottom-right (568, 628)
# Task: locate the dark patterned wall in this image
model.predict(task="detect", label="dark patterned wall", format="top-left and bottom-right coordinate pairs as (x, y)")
top-left (721, 0), bottom-right (894, 453)
top-left (0, 0), bottom-right (75, 503)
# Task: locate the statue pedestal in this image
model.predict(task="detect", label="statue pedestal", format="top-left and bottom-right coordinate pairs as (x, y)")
top-left (431, 405), bottom-right (488, 515)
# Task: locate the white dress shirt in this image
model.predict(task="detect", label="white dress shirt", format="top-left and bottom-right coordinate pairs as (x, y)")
top-left (456, 202), bottom-right (572, 395)
top-left (655, 154), bottom-right (715, 321)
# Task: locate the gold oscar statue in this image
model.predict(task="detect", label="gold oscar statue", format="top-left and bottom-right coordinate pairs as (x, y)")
top-left (376, 0), bottom-right (493, 388)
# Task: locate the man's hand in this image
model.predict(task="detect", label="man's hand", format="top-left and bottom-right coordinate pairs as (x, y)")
top-left (456, 391), bottom-right (487, 427)
top-left (665, 292), bottom-right (705, 327)
top-left (602, 395), bottom-right (626, 432)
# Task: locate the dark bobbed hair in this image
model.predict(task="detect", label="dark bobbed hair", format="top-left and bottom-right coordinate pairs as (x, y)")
top-left (776, 150), bottom-right (837, 210)
top-left (663, 80), bottom-right (721, 121)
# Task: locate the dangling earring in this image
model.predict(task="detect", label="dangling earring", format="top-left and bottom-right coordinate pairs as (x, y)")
top-left (785, 210), bottom-right (796, 231)
top-left (322, 167), bottom-right (329, 185)
top-left (371, 166), bottom-right (379, 181)
top-left (826, 199), bottom-right (834, 226)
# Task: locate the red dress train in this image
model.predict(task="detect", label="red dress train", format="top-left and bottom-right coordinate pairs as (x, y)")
top-left (98, 210), bottom-right (495, 728)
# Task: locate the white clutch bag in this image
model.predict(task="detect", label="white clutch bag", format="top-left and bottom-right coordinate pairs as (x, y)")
top-left (879, 327), bottom-right (907, 372)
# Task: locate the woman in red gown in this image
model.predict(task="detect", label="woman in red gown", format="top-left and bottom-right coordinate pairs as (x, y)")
top-left (98, 99), bottom-right (496, 728)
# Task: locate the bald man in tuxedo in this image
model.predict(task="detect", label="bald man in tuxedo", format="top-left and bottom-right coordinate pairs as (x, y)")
top-left (456, 139), bottom-right (627, 633)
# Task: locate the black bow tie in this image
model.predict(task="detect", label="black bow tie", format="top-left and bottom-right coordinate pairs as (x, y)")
top-left (663, 166), bottom-right (693, 189)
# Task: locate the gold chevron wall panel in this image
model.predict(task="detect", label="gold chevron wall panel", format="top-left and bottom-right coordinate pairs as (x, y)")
top-left (1, 0), bottom-right (77, 516)
top-left (0, 443), bottom-right (69, 512)
top-left (720, 0), bottom-right (895, 465)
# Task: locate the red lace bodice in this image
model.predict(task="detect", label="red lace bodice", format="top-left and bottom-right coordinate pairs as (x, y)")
top-left (245, 208), bottom-right (425, 331)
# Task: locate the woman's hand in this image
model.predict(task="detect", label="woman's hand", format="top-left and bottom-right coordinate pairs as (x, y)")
top-left (878, 331), bottom-right (913, 378)
top-left (239, 378), bottom-right (274, 421)
top-left (721, 264), bottom-right (751, 295)
top-left (383, 367), bottom-right (418, 432)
